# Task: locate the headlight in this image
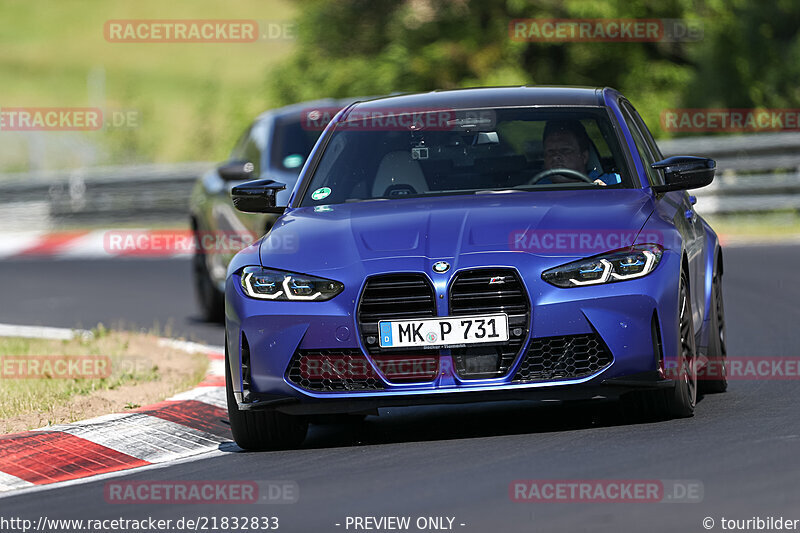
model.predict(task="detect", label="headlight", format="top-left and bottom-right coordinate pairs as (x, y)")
top-left (541, 244), bottom-right (663, 288)
top-left (240, 267), bottom-right (344, 301)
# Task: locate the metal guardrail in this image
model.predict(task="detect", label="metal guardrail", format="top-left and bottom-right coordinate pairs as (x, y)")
top-left (0, 132), bottom-right (798, 230)
top-left (0, 162), bottom-right (212, 230)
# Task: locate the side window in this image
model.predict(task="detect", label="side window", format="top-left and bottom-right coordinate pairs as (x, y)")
top-left (619, 102), bottom-right (661, 187)
top-left (625, 102), bottom-right (663, 160)
top-left (229, 126), bottom-right (252, 160)
top-left (242, 139), bottom-right (261, 176)
top-left (242, 121), bottom-right (269, 176)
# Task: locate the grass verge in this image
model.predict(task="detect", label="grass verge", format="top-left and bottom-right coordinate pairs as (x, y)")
top-left (0, 326), bottom-right (208, 434)
top-left (0, 0), bottom-right (296, 170)
top-left (706, 211), bottom-right (800, 243)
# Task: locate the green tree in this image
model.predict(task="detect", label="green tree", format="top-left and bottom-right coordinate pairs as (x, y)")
top-left (685, 0), bottom-right (800, 109)
top-left (270, 0), bottom-right (800, 138)
top-left (269, 0), bottom-right (700, 134)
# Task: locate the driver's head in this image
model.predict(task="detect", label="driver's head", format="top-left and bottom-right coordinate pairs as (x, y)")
top-left (543, 120), bottom-right (590, 173)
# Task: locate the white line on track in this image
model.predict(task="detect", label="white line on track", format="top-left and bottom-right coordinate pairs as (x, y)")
top-left (0, 323), bottom-right (93, 340)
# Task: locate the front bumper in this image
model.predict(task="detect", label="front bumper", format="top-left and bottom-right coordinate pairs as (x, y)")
top-left (225, 250), bottom-right (682, 412)
top-left (243, 372), bottom-right (674, 415)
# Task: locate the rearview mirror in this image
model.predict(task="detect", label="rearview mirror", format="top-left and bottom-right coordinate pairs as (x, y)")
top-left (651, 156), bottom-right (715, 193)
top-left (218, 160), bottom-right (255, 181)
top-left (231, 179), bottom-right (287, 214)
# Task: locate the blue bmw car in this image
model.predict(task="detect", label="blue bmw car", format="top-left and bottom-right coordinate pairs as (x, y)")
top-left (224, 87), bottom-right (726, 450)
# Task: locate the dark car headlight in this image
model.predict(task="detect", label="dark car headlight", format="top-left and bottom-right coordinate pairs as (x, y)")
top-left (542, 244), bottom-right (664, 288)
top-left (240, 266), bottom-right (344, 301)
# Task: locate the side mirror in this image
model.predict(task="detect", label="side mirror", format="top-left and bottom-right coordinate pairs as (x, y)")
top-left (651, 156), bottom-right (715, 193)
top-left (218, 160), bottom-right (255, 181)
top-left (231, 179), bottom-right (287, 214)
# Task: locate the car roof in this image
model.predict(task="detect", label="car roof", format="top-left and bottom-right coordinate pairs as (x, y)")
top-left (254, 97), bottom-right (360, 122)
top-left (344, 86), bottom-right (610, 117)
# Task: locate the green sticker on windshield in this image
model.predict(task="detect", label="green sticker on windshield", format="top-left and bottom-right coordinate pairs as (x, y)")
top-left (311, 187), bottom-right (331, 201)
top-left (283, 154), bottom-right (304, 169)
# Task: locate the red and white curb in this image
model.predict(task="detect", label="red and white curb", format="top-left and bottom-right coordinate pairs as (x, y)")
top-left (0, 230), bottom-right (192, 260)
top-left (0, 324), bottom-right (229, 494)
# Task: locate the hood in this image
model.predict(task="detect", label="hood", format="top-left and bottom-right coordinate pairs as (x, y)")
top-left (259, 189), bottom-right (655, 273)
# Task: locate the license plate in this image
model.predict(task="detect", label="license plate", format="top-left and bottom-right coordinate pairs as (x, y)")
top-left (378, 313), bottom-right (509, 349)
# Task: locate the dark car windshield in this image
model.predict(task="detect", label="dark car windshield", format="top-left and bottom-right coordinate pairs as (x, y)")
top-left (299, 107), bottom-right (631, 206)
top-left (271, 114), bottom-right (328, 173)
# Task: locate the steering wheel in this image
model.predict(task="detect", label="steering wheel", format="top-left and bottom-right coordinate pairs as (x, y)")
top-left (527, 168), bottom-right (595, 185)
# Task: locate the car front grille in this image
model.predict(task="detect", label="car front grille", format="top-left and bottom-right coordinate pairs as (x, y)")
top-left (286, 349), bottom-right (385, 392)
top-left (513, 334), bottom-right (613, 382)
top-left (357, 273), bottom-right (437, 355)
top-left (356, 273), bottom-right (440, 383)
top-left (449, 268), bottom-right (530, 379)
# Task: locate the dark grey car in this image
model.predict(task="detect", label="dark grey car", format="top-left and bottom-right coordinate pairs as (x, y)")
top-left (189, 99), bottom-right (354, 321)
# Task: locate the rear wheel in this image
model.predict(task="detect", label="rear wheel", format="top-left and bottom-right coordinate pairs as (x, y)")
top-left (225, 339), bottom-right (308, 451)
top-left (699, 272), bottom-right (727, 393)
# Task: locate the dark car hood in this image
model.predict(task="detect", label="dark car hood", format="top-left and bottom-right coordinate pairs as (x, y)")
top-left (259, 189), bottom-right (654, 273)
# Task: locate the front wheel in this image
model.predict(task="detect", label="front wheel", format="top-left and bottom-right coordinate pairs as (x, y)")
top-left (663, 271), bottom-right (698, 417)
top-left (623, 271), bottom-right (697, 420)
top-left (225, 339), bottom-right (308, 450)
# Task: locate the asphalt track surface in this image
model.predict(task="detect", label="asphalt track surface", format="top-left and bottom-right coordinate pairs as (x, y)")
top-left (1, 245), bottom-right (799, 532)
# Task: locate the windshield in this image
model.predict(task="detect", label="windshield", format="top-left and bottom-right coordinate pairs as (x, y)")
top-left (299, 107), bottom-right (631, 206)
top-left (271, 114), bottom-right (328, 173)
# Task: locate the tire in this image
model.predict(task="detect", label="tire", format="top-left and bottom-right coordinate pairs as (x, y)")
top-left (663, 271), bottom-right (697, 417)
top-left (192, 232), bottom-right (224, 323)
top-left (225, 339), bottom-right (308, 451)
top-left (699, 272), bottom-right (728, 393)
top-left (623, 272), bottom-right (697, 420)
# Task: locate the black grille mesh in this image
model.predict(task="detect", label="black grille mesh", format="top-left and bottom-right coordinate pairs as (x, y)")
top-left (449, 269), bottom-right (529, 379)
top-left (286, 349), bottom-right (384, 392)
top-left (357, 274), bottom-right (436, 356)
top-left (513, 334), bottom-right (612, 382)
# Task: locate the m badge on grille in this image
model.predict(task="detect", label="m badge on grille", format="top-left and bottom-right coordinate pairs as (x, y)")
top-left (489, 276), bottom-right (505, 285)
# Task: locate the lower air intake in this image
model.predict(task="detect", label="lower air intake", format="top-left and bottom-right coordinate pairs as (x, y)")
top-left (286, 349), bottom-right (384, 392)
top-left (513, 334), bottom-right (613, 382)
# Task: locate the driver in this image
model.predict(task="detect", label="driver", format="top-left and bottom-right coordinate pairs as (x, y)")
top-left (540, 120), bottom-right (621, 186)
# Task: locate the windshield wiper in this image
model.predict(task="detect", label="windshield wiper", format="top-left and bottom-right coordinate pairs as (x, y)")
top-left (473, 189), bottom-right (520, 194)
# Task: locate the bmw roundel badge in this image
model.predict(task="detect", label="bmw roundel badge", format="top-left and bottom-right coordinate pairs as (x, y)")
top-left (432, 261), bottom-right (450, 273)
